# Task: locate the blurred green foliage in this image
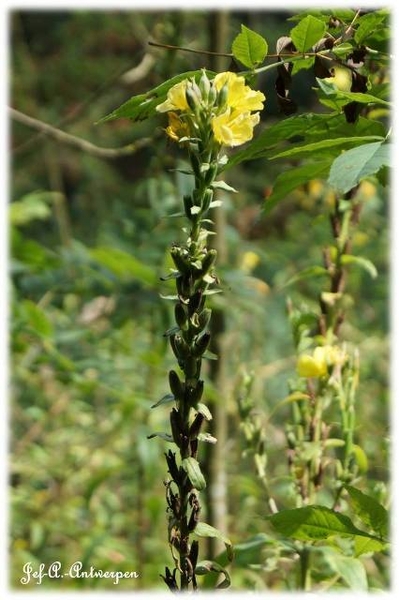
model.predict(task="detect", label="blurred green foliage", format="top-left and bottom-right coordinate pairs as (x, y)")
top-left (10, 10), bottom-right (389, 591)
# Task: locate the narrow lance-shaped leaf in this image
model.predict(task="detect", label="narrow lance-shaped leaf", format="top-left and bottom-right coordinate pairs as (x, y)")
top-left (264, 161), bottom-right (331, 214)
top-left (231, 24), bottom-right (268, 68)
top-left (98, 70), bottom-right (216, 123)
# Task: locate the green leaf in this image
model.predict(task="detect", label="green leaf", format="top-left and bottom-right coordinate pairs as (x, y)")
top-left (195, 560), bottom-right (231, 589)
top-left (266, 505), bottom-right (383, 546)
top-left (344, 485), bottom-right (389, 539)
top-left (22, 300), bottom-right (53, 338)
top-left (90, 246), bottom-right (157, 286)
top-left (354, 536), bottom-right (387, 557)
top-left (354, 10), bottom-right (388, 45)
top-left (270, 136), bottom-right (383, 160)
top-left (316, 78), bottom-right (392, 107)
top-left (194, 522), bottom-right (233, 561)
top-left (182, 457), bottom-right (206, 490)
top-left (147, 432), bottom-right (174, 442)
top-left (324, 551), bottom-right (368, 591)
top-left (290, 15), bottom-right (326, 52)
top-left (231, 24), bottom-right (268, 68)
top-left (328, 142), bottom-right (390, 194)
top-left (340, 254), bottom-right (378, 279)
top-left (226, 113), bottom-right (385, 170)
top-left (10, 191), bottom-right (58, 226)
top-left (265, 161), bottom-right (331, 213)
top-left (98, 70), bottom-right (215, 123)
top-left (291, 56), bottom-right (315, 75)
top-left (281, 265), bottom-right (328, 288)
top-left (151, 393), bottom-right (175, 409)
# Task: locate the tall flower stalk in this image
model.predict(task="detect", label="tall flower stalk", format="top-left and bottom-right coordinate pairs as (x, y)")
top-left (151, 70), bottom-right (264, 591)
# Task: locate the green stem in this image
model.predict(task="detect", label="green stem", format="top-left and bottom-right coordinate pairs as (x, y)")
top-left (299, 545), bottom-right (312, 591)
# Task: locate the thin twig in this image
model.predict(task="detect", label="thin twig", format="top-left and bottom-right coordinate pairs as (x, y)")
top-left (10, 107), bottom-right (152, 159)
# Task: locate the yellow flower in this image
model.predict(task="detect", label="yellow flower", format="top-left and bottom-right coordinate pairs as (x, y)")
top-left (165, 112), bottom-right (190, 142)
top-left (297, 346), bottom-right (328, 378)
top-left (212, 108), bottom-right (260, 147)
top-left (156, 80), bottom-right (189, 113)
top-left (213, 71), bottom-right (265, 111)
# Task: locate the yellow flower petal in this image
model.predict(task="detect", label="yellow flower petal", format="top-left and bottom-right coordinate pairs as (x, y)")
top-left (156, 80), bottom-right (189, 113)
top-left (212, 109), bottom-right (260, 147)
top-left (165, 112), bottom-right (189, 142)
top-left (297, 347), bottom-right (328, 378)
top-left (213, 71), bottom-right (265, 111)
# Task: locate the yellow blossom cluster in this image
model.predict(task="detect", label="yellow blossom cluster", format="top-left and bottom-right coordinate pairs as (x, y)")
top-left (156, 70), bottom-right (265, 148)
top-left (296, 345), bottom-right (344, 378)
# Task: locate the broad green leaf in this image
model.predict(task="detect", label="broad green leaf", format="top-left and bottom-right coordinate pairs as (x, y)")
top-left (10, 191), bottom-right (58, 226)
top-left (266, 505), bottom-right (383, 545)
top-left (265, 161), bottom-right (331, 213)
top-left (354, 10), bottom-right (389, 45)
top-left (98, 70), bottom-right (215, 123)
top-left (231, 24), bottom-right (268, 68)
top-left (328, 142), bottom-right (390, 194)
top-left (182, 457), bottom-right (206, 490)
top-left (344, 485), bottom-right (389, 539)
top-left (270, 135), bottom-right (383, 160)
top-left (340, 254), bottom-right (378, 279)
top-left (195, 560), bottom-right (231, 589)
top-left (22, 300), bottom-right (53, 338)
top-left (232, 533), bottom-right (276, 567)
top-left (354, 536), bottom-right (387, 557)
top-left (324, 551), bottom-right (368, 591)
top-left (194, 522), bottom-right (233, 561)
top-left (90, 246), bottom-right (157, 286)
top-left (290, 15), bottom-right (326, 52)
top-left (291, 56), bottom-right (315, 75)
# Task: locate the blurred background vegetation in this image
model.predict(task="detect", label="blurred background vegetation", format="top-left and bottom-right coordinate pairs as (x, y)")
top-left (10, 9), bottom-right (389, 590)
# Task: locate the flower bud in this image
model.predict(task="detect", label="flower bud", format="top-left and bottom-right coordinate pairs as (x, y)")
top-left (217, 82), bottom-right (229, 108)
top-left (171, 245), bottom-right (190, 274)
top-left (199, 70), bottom-right (211, 99)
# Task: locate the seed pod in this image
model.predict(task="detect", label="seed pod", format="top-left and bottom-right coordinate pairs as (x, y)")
top-left (169, 370), bottom-right (184, 400)
top-left (175, 303), bottom-right (187, 330)
top-left (170, 246), bottom-right (189, 274)
top-left (188, 291), bottom-right (204, 315)
top-left (165, 450), bottom-right (180, 482)
top-left (202, 188), bottom-right (214, 212)
top-left (183, 194), bottom-right (194, 220)
top-left (204, 162), bottom-right (218, 186)
top-left (192, 331), bottom-right (211, 357)
top-left (198, 308), bottom-right (212, 331)
top-left (170, 408), bottom-right (182, 445)
top-left (189, 412), bottom-right (205, 440)
top-left (186, 379), bottom-right (204, 405)
top-left (185, 356), bottom-right (200, 379)
top-left (201, 249), bottom-right (217, 275)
